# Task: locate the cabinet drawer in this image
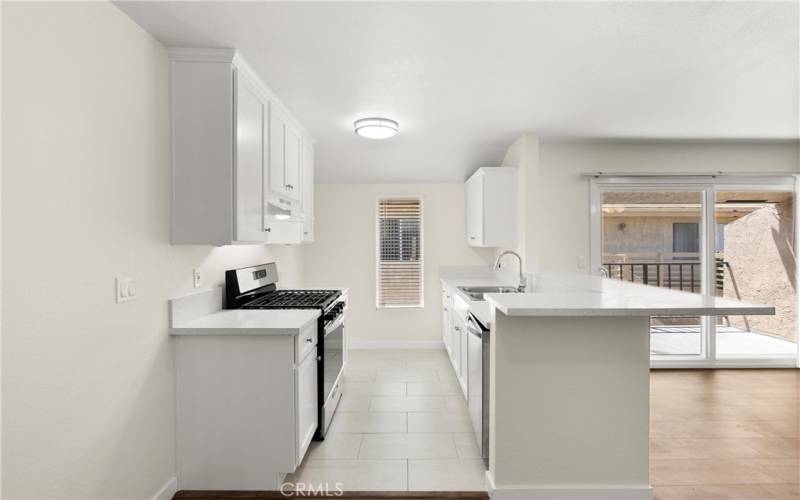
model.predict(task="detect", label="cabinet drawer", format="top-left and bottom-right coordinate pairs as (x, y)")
top-left (295, 322), bottom-right (318, 364)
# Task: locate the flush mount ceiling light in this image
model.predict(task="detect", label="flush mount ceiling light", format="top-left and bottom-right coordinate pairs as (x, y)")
top-left (354, 117), bottom-right (399, 139)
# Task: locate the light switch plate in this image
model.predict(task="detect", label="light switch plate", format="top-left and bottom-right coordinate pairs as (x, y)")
top-left (116, 277), bottom-right (137, 303)
top-left (577, 256), bottom-right (587, 269)
top-left (193, 268), bottom-right (201, 288)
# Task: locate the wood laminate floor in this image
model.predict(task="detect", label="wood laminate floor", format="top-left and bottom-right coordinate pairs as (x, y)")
top-left (650, 368), bottom-right (799, 499)
top-left (175, 352), bottom-right (799, 500)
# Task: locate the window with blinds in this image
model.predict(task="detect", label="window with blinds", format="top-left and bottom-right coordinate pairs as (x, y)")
top-left (376, 198), bottom-right (423, 308)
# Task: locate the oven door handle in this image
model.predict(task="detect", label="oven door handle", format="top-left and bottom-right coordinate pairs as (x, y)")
top-left (324, 314), bottom-right (345, 336)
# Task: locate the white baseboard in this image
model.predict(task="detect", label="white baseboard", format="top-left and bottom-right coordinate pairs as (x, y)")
top-left (151, 475), bottom-right (177, 500)
top-left (348, 340), bottom-right (444, 350)
top-left (486, 472), bottom-right (652, 500)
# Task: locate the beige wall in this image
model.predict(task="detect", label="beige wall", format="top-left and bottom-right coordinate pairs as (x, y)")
top-left (302, 184), bottom-right (494, 344)
top-left (537, 141), bottom-right (800, 273)
top-left (498, 134), bottom-right (539, 274)
top-left (1, 2), bottom-right (303, 498)
top-left (603, 216), bottom-right (700, 257)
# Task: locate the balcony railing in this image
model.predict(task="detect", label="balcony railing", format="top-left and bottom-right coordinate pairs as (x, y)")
top-left (602, 255), bottom-right (726, 293)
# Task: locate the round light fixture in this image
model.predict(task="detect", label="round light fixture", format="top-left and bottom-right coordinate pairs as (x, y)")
top-left (354, 117), bottom-right (399, 139)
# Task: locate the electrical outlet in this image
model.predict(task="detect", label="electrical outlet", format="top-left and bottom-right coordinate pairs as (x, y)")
top-left (577, 256), bottom-right (587, 269)
top-left (193, 268), bottom-right (201, 288)
top-left (116, 277), bottom-right (137, 303)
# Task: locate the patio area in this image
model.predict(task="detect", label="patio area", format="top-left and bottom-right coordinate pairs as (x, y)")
top-left (651, 325), bottom-right (798, 357)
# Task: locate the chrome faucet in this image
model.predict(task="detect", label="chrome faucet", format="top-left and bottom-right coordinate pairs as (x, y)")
top-left (494, 250), bottom-right (527, 292)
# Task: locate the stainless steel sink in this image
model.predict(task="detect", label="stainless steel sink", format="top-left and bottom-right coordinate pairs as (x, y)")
top-left (457, 285), bottom-right (519, 301)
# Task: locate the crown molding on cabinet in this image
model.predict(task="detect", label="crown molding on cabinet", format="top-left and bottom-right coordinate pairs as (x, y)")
top-left (166, 47), bottom-right (316, 144)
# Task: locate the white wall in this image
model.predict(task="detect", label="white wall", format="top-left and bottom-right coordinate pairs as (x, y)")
top-left (1, 2), bottom-right (303, 498)
top-left (303, 184), bottom-right (494, 345)
top-left (0, 0), bottom-right (4, 492)
top-left (536, 141), bottom-right (800, 273)
top-left (499, 134), bottom-right (539, 274)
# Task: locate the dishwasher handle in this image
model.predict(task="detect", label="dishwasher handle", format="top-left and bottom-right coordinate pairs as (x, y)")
top-left (466, 314), bottom-right (485, 338)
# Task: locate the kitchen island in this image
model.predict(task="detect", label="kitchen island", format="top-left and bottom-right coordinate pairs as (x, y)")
top-left (480, 273), bottom-right (774, 500)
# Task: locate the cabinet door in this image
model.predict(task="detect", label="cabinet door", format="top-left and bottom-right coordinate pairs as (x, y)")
top-left (302, 220), bottom-right (313, 243)
top-left (451, 316), bottom-right (462, 377)
top-left (465, 173), bottom-right (484, 246)
top-left (269, 107), bottom-right (289, 198)
top-left (284, 124), bottom-right (302, 201)
top-left (296, 349), bottom-right (318, 467)
top-left (265, 221), bottom-right (304, 245)
top-left (301, 139), bottom-right (314, 242)
top-left (442, 290), bottom-right (452, 355)
top-left (458, 321), bottom-right (469, 398)
top-left (234, 71), bottom-right (267, 243)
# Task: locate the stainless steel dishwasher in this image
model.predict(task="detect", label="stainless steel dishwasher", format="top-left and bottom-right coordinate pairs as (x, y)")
top-left (466, 311), bottom-right (490, 469)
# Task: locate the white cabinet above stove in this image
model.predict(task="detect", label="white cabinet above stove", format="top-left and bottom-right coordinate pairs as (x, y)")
top-left (168, 48), bottom-right (314, 246)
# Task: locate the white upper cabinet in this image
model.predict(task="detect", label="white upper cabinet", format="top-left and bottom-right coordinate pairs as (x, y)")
top-left (269, 106), bottom-right (302, 202)
top-left (169, 48), bottom-right (314, 245)
top-left (300, 140), bottom-right (315, 242)
top-left (465, 167), bottom-right (518, 248)
top-left (235, 71), bottom-right (269, 243)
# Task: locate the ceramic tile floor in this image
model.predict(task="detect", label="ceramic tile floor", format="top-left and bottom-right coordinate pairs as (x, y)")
top-left (285, 349), bottom-right (487, 492)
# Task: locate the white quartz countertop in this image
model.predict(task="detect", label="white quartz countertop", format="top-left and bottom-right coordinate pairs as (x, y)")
top-left (440, 276), bottom-right (519, 327)
top-left (169, 287), bottom-right (323, 336)
top-left (485, 272), bottom-right (775, 317)
top-left (171, 309), bottom-right (320, 336)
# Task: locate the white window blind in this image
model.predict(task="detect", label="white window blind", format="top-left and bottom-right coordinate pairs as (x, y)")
top-left (376, 198), bottom-right (423, 308)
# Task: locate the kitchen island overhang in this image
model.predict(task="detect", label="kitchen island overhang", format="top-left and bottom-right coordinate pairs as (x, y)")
top-left (484, 273), bottom-right (774, 500)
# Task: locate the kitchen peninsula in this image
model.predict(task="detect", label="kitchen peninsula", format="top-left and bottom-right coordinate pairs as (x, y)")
top-left (444, 271), bottom-right (775, 500)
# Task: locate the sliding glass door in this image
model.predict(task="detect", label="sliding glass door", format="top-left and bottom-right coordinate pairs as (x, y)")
top-left (713, 189), bottom-right (797, 360)
top-left (592, 177), bottom-right (798, 367)
top-left (599, 189), bottom-right (708, 359)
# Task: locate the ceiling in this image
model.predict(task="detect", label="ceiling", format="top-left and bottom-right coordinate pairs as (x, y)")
top-left (115, 1), bottom-right (799, 183)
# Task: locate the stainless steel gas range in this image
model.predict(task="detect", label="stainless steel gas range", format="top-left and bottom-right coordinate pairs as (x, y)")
top-left (225, 262), bottom-right (345, 440)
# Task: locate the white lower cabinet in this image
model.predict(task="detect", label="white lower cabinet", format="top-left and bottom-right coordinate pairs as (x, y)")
top-left (452, 312), bottom-right (469, 397)
top-left (295, 344), bottom-right (318, 467)
top-left (442, 284), bottom-right (470, 400)
top-left (175, 325), bottom-right (318, 490)
top-left (442, 289), bottom-right (453, 357)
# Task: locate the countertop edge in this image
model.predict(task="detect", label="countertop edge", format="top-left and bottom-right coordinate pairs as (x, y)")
top-left (486, 297), bottom-right (776, 317)
top-left (169, 309), bottom-right (321, 336)
top-left (170, 327), bottom-right (306, 336)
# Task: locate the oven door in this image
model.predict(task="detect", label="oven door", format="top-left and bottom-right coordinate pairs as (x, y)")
top-left (323, 316), bottom-right (344, 403)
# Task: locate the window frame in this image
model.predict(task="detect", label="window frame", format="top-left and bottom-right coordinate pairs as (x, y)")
top-left (375, 196), bottom-right (425, 309)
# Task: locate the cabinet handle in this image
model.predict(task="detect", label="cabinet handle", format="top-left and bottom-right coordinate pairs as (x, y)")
top-left (306, 337), bottom-right (313, 343)
top-left (264, 227), bottom-right (271, 232)
top-left (454, 326), bottom-right (461, 332)
top-left (469, 236), bottom-right (476, 240)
